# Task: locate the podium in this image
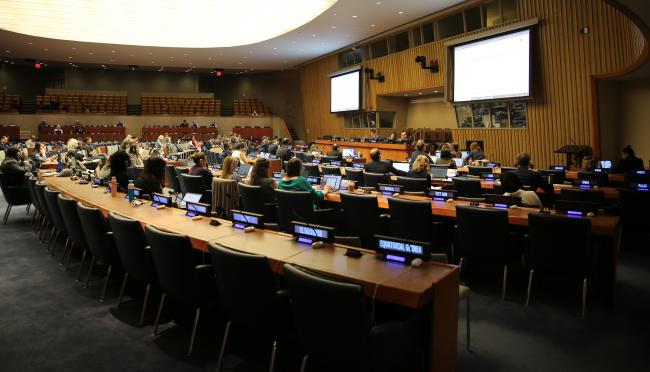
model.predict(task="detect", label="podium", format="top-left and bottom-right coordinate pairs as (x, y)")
top-left (555, 145), bottom-right (591, 168)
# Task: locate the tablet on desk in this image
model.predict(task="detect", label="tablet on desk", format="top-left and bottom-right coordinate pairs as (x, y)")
top-left (321, 175), bottom-right (342, 191)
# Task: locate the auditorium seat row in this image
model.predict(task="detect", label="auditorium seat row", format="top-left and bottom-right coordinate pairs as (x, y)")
top-left (36, 94), bottom-right (127, 114)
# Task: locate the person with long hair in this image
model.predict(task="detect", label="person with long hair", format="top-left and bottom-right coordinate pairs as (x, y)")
top-left (464, 141), bottom-right (485, 165)
top-left (279, 158), bottom-right (332, 206)
top-left (135, 157), bottom-right (167, 198)
top-left (107, 150), bottom-right (132, 192)
top-left (407, 155), bottom-right (432, 183)
top-left (248, 157), bottom-right (277, 202)
top-left (189, 151), bottom-right (214, 188)
top-left (220, 156), bottom-right (242, 182)
top-left (29, 142), bottom-right (47, 170)
top-left (611, 145), bottom-right (644, 174)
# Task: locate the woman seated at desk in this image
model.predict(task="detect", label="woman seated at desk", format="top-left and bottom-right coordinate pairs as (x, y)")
top-left (278, 158), bottom-right (332, 205)
top-left (135, 157), bottom-right (166, 198)
top-left (248, 157), bottom-right (277, 203)
top-left (220, 155), bottom-right (243, 182)
top-left (189, 152), bottom-right (214, 189)
top-left (407, 155), bottom-right (432, 184)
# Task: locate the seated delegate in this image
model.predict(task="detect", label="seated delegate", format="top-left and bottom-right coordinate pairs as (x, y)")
top-left (499, 172), bottom-right (542, 208)
top-left (248, 157), bottom-right (277, 203)
top-left (279, 158), bottom-right (332, 206)
top-left (364, 148), bottom-right (407, 176)
top-left (407, 155), bottom-right (432, 183)
top-left (511, 152), bottom-right (554, 194)
top-left (135, 157), bottom-right (167, 198)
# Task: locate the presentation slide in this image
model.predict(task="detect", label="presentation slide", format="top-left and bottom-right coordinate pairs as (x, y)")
top-left (453, 29), bottom-right (531, 103)
top-left (330, 69), bottom-right (361, 112)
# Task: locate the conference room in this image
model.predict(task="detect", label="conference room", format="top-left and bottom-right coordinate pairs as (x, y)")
top-left (1, 1), bottom-right (649, 372)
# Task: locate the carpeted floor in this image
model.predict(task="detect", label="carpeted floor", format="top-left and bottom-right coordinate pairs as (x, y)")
top-left (1, 195), bottom-right (649, 372)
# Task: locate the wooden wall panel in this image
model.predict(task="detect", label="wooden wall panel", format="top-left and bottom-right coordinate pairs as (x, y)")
top-left (299, 0), bottom-right (648, 168)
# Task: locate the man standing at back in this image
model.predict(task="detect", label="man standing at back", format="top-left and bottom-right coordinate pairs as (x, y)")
top-left (511, 152), bottom-right (553, 194)
top-left (1, 147), bottom-right (33, 186)
top-left (275, 138), bottom-right (294, 162)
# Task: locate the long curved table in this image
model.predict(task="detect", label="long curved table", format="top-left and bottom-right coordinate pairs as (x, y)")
top-left (41, 175), bottom-right (460, 372)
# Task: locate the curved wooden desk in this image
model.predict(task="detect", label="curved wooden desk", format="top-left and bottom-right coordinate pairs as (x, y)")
top-left (41, 175), bottom-right (459, 372)
top-left (315, 140), bottom-right (410, 162)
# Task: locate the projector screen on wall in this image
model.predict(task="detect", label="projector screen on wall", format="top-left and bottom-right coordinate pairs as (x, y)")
top-left (452, 28), bottom-right (531, 103)
top-left (330, 68), bottom-right (361, 112)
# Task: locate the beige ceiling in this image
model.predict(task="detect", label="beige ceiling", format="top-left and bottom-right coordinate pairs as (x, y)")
top-left (0, 0), bottom-right (463, 71)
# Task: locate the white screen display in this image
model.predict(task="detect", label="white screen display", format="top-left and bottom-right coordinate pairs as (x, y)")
top-left (331, 69), bottom-right (361, 112)
top-left (453, 29), bottom-right (531, 102)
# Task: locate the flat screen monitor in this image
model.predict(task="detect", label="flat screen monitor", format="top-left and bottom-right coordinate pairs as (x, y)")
top-left (452, 28), bottom-right (532, 102)
top-left (213, 164), bottom-right (222, 170)
top-left (374, 235), bottom-right (430, 263)
top-left (393, 162), bottom-right (410, 173)
top-left (273, 172), bottom-right (282, 181)
top-left (330, 68), bottom-right (362, 112)
top-left (185, 201), bottom-right (211, 217)
top-left (292, 221), bottom-right (335, 244)
top-left (231, 210), bottom-right (264, 229)
top-left (461, 151), bottom-right (469, 159)
top-left (322, 175), bottom-right (342, 191)
top-left (352, 162), bottom-right (365, 169)
top-left (453, 158), bottom-right (464, 167)
top-left (307, 176), bottom-right (320, 185)
top-left (237, 163), bottom-right (252, 177)
top-left (599, 160), bottom-right (612, 169)
top-left (342, 148), bottom-right (355, 158)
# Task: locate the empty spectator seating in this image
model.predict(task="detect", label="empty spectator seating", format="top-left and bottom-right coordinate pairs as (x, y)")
top-left (0, 93), bottom-right (20, 112)
top-left (141, 126), bottom-right (218, 141)
top-left (36, 94), bottom-right (126, 114)
top-left (38, 125), bottom-right (125, 142)
top-left (233, 98), bottom-right (270, 116)
top-left (141, 96), bottom-right (221, 115)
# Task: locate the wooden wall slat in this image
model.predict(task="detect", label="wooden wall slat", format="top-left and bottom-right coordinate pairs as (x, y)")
top-left (298, 0), bottom-right (648, 168)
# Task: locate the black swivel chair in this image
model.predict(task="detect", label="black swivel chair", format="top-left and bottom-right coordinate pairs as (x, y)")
top-left (525, 213), bottom-right (594, 318)
top-left (363, 172), bottom-right (391, 190)
top-left (109, 212), bottom-right (158, 326)
top-left (624, 172), bottom-right (650, 185)
top-left (26, 175), bottom-right (42, 232)
top-left (452, 177), bottom-right (484, 200)
top-left (321, 165), bottom-right (342, 175)
top-left (165, 165), bottom-right (181, 193)
top-left (128, 166), bottom-right (143, 180)
top-left (455, 205), bottom-right (515, 299)
top-left (540, 169), bottom-right (566, 184)
top-left (396, 176), bottom-right (429, 194)
top-left (34, 181), bottom-right (55, 247)
top-left (43, 187), bottom-right (70, 259)
top-left (208, 243), bottom-right (290, 372)
top-left (340, 192), bottom-right (384, 248)
top-left (144, 225), bottom-right (217, 357)
top-left (57, 194), bottom-right (89, 275)
top-left (322, 155), bottom-right (341, 163)
top-left (559, 188), bottom-right (605, 206)
top-left (618, 188), bottom-right (650, 250)
top-left (179, 174), bottom-right (211, 203)
top-left (385, 197), bottom-right (444, 248)
top-left (0, 171), bottom-right (31, 224)
top-left (274, 190), bottom-right (334, 232)
top-left (175, 167), bottom-right (190, 195)
top-left (283, 264), bottom-right (422, 372)
top-left (238, 183), bottom-right (276, 221)
top-left (344, 168), bottom-right (364, 187)
top-left (76, 203), bottom-right (121, 302)
top-left (302, 163), bottom-right (321, 177)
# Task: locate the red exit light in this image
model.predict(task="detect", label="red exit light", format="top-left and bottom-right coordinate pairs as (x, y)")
top-left (34, 63), bottom-right (42, 69)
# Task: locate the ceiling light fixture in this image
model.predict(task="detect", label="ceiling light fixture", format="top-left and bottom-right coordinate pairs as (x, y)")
top-left (0, 0), bottom-right (338, 48)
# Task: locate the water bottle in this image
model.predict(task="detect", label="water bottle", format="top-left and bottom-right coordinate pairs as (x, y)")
top-left (127, 180), bottom-right (135, 202)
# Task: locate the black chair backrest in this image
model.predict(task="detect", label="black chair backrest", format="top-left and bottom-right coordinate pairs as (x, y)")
top-left (238, 183), bottom-right (268, 215)
top-left (455, 205), bottom-right (510, 262)
top-left (619, 188), bottom-right (650, 230)
top-left (395, 176), bottom-right (429, 193)
top-left (527, 213), bottom-right (592, 276)
top-left (76, 202), bottom-right (117, 264)
top-left (577, 171), bottom-right (609, 186)
top-left (144, 225), bottom-right (203, 306)
top-left (127, 167), bottom-right (143, 180)
top-left (624, 172), bottom-right (650, 185)
top-left (165, 165), bottom-right (181, 192)
top-left (363, 172), bottom-right (390, 190)
top-left (179, 174), bottom-right (206, 195)
top-left (468, 166), bottom-right (493, 176)
top-left (340, 192), bottom-right (381, 248)
top-left (560, 188), bottom-right (605, 205)
top-left (302, 163), bottom-right (321, 177)
top-left (43, 187), bottom-right (68, 235)
top-left (56, 194), bottom-right (87, 250)
top-left (452, 177), bottom-right (483, 198)
top-left (108, 212), bottom-right (156, 284)
top-left (26, 176), bottom-right (41, 212)
top-left (344, 168), bottom-right (364, 186)
top-left (0, 172), bottom-right (30, 206)
top-left (283, 264), bottom-right (370, 368)
top-left (321, 165), bottom-right (342, 176)
top-left (322, 155), bottom-right (341, 163)
top-left (34, 181), bottom-right (53, 222)
top-left (386, 197), bottom-right (432, 242)
top-left (208, 243), bottom-right (277, 330)
top-left (274, 190), bottom-right (316, 233)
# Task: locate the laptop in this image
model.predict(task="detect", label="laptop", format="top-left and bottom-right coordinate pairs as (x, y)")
top-left (430, 167), bottom-right (448, 179)
top-left (321, 175), bottom-right (342, 191)
top-left (599, 160), bottom-right (612, 169)
top-left (179, 192), bottom-right (202, 208)
top-left (273, 172), bottom-right (282, 181)
top-left (393, 162), bottom-right (410, 173)
top-left (453, 158), bottom-right (464, 167)
top-left (342, 148), bottom-right (355, 158)
top-left (237, 163), bottom-right (252, 177)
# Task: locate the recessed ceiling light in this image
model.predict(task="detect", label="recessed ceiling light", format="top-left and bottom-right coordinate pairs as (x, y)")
top-left (72, 47), bottom-right (76, 50)
top-left (398, 11), bottom-right (404, 14)
top-left (68, 56), bottom-right (72, 59)
top-left (43, 48), bottom-right (48, 51)
top-left (88, 52), bottom-right (93, 55)
top-left (371, 24), bottom-right (375, 27)
top-left (273, 47), bottom-right (277, 50)
top-left (312, 34), bottom-right (317, 37)
top-left (1, 0), bottom-right (338, 48)
top-left (433, 90), bottom-right (439, 93)
top-left (243, 56), bottom-right (248, 59)
top-left (352, 15), bottom-right (357, 18)
top-left (184, 53), bottom-right (189, 56)
top-left (376, 1), bottom-right (381, 4)
top-left (207, 57), bottom-right (212, 60)
top-left (111, 50), bottom-right (116, 53)
top-left (330, 26), bottom-right (336, 29)
top-left (345, 34), bottom-right (351, 37)
top-left (418, 92), bottom-right (422, 95)
top-left (27, 42), bottom-right (32, 45)
top-left (4, 50), bottom-right (10, 53)
top-left (170, 56), bottom-right (174, 59)
top-left (404, 94), bottom-right (408, 96)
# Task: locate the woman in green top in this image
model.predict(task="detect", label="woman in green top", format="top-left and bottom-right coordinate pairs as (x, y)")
top-left (278, 158), bottom-right (333, 205)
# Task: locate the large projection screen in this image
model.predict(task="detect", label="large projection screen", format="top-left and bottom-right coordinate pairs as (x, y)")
top-left (452, 28), bottom-right (531, 103)
top-left (330, 69), bottom-right (361, 113)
